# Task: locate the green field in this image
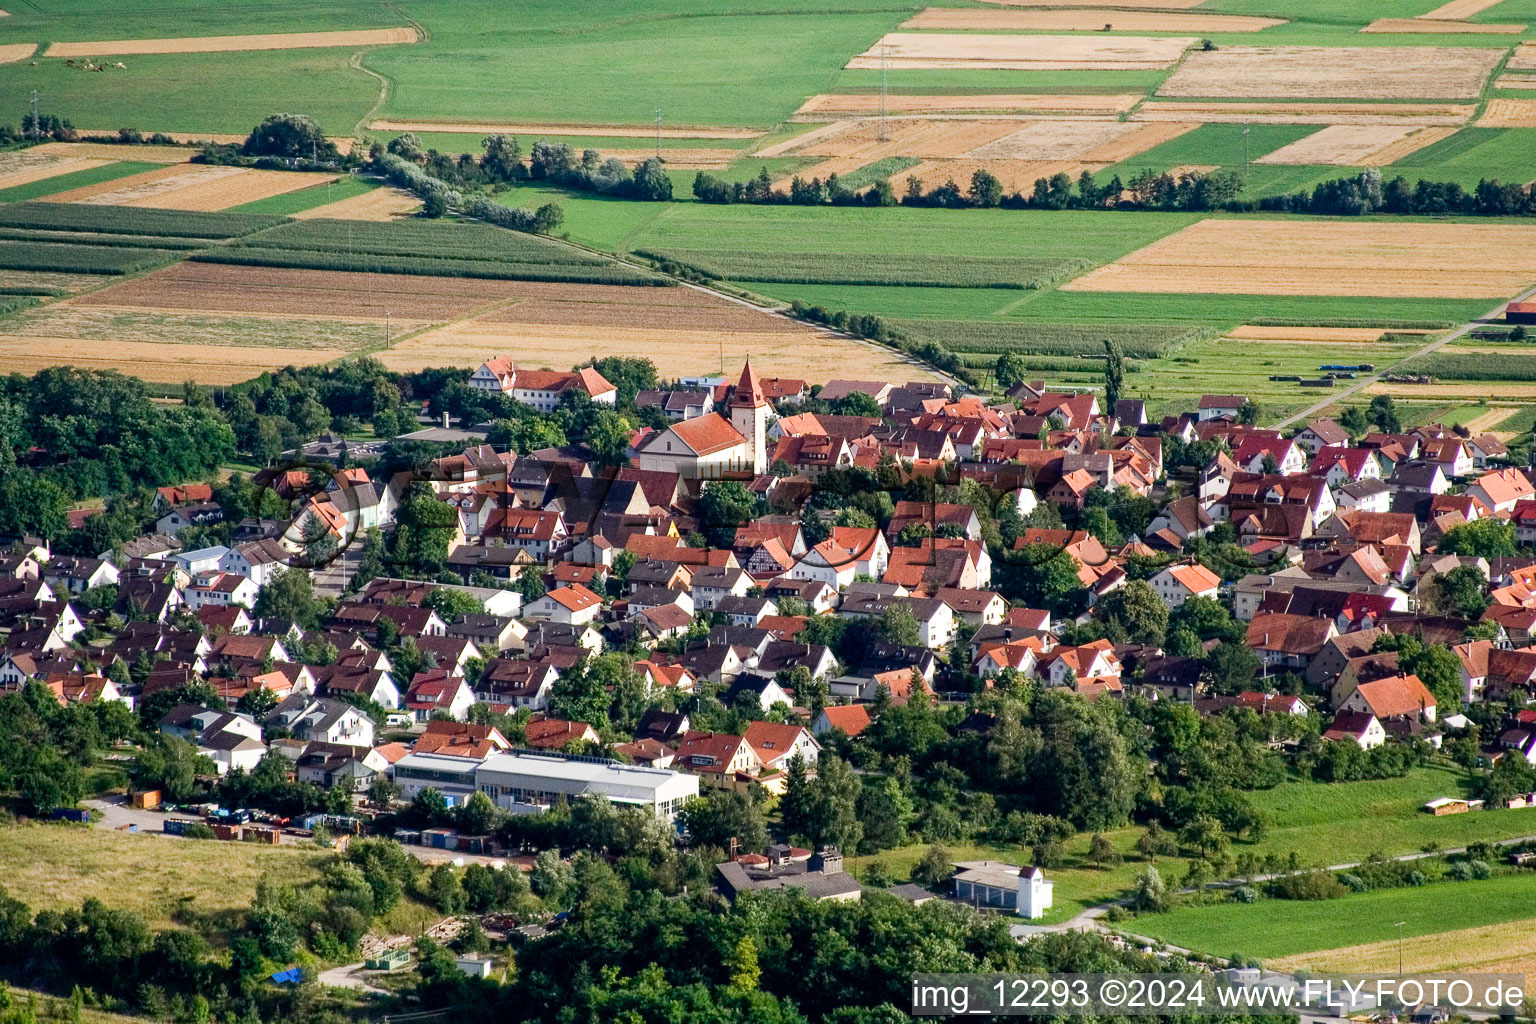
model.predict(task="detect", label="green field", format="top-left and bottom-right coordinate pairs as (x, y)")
top-left (0, 240), bottom-right (182, 274)
top-left (1132, 873), bottom-right (1536, 960)
top-left (229, 175), bottom-right (378, 216)
top-left (0, 161), bottom-right (159, 204)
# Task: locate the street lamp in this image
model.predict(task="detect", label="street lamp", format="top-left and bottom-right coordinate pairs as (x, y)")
top-left (1394, 920), bottom-right (1407, 978)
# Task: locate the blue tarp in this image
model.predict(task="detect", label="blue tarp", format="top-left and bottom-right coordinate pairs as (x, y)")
top-left (270, 968), bottom-right (302, 985)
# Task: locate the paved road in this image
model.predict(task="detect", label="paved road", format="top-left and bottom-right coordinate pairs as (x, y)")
top-left (1274, 283), bottom-right (1536, 429)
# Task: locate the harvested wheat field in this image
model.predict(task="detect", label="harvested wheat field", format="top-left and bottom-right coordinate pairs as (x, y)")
top-left (0, 336), bottom-right (343, 383)
top-left (1269, 919), bottom-right (1536, 978)
top-left (1230, 325), bottom-right (1389, 342)
top-left (1255, 124), bottom-right (1457, 165)
top-left (1480, 98), bottom-right (1536, 126)
top-left (45, 28), bottom-right (418, 58)
top-left (291, 187), bottom-right (422, 221)
top-left (906, 158), bottom-right (1095, 193)
top-left (82, 263), bottom-right (529, 321)
top-left (1512, 43), bottom-right (1536, 69)
top-left (903, 8), bottom-right (1285, 32)
top-left (793, 93), bottom-right (1142, 118)
top-left (0, 43), bottom-right (34, 63)
top-left (63, 165), bottom-right (340, 211)
top-left (370, 119), bottom-right (761, 140)
top-left (1361, 18), bottom-right (1525, 32)
top-left (1462, 406), bottom-right (1520, 434)
top-left (0, 152), bottom-right (114, 189)
top-left (28, 141), bottom-right (195, 163)
top-left (44, 163), bottom-right (198, 202)
top-left (1371, 382), bottom-right (1536, 398)
top-left (1496, 74), bottom-right (1536, 88)
top-left (966, 120), bottom-right (1196, 161)
top-left (4, 305), bottom-right (407, 351)
top-left (1158, 46), bottom-right (1502, 100)
top-left (847, 33), bottom-right (1195, 71)
top-left (382, 312), bottom-right (937, 382)
top-left (785, 118), bottom-right (1030, 161)
top-left (1423, 0), bottom-right (1508, 18)
top-left (1063, 218), bottom-right (1536, 298)
top-left (1133, 101), bottom-right (1475, 125)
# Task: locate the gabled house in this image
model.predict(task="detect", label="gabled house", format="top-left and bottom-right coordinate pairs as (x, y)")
top-left (1148, 562), bottom-right (1222, 609)
top-left (743, 721), bottom-right (820, 772)
top-left (525, 584), bottom-right (603, 626)
top-left (1245, 612), bottom-right (1338, 670)
top-left (263, 694), bottom-right (375, 748)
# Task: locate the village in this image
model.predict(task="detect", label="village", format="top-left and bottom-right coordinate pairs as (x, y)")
top-left (6, 350), bottom-right (1536, 939)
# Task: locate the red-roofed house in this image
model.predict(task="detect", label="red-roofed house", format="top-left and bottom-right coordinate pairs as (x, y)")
top-left (469, 357), bottom-right (616, 411)
top-left (1467, 467), bottom-right (1536, 514)
top-left (1338, 673), bottom-right (1437, 723)
top-left (1148, 562), bottom-right (1221, 609)
top-left (524, 716), bottom-right (600, 749)
top-left (525, 584), bottom-right (603, 626)
top-left (405, 670), bottom-right (475, 723)
top-left (812, 704), bottom-right (871, 738)
top-left (743, 721), bottom-right (820, 771)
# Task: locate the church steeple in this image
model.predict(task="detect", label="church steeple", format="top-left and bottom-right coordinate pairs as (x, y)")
top-left (730, 357), bottom-right (767, 410)
top-left (728, 359), bottom-right (770, 475)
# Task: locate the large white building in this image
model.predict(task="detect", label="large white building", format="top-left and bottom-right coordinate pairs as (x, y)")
top-left (468, 357), bottom-right (617, 412)
top-left (475, 750), bottom-right (699, 820)
top-left (633, 361), bottom-right (769, 479)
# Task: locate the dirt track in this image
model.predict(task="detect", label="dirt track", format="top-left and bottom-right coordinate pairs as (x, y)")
top-left (45, 27), bottom-right (418, 57)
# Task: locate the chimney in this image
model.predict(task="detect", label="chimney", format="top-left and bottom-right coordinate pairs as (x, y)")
top-left (442, 411), bottom-right (450, 429)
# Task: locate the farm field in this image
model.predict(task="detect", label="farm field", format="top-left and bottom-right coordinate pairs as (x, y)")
top-left (1267, 918), bottom-right (1536, 976)
top-left (1132, 873), bottom-right (1536, 961)
top-left (1064, 219), bottom-right (1536, 298)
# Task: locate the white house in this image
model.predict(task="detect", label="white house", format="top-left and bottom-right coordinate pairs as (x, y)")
top-left (183, 571), bottom-right (259, 611)
top-left (469, 357), bottom-right (617, 412)
top-left (632, 362), bottom-right (769, 479)
top-left (1148, 563), bottom-right (1222, 609)
top-left (525, 584), bottom-right (603, 626)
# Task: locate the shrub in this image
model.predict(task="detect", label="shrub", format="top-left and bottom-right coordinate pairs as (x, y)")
top-left (1270, 870), bottom-right (1348, 901)
top-left (1232, 885), bottom-right (1259, 903)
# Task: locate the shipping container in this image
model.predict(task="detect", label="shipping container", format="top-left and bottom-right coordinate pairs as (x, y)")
top-left (164, 819), bottom-right (192, 836)
top-left (130, 790), bottom-right (161, 810)
top-left (213, 824), bottom-right (241, 841)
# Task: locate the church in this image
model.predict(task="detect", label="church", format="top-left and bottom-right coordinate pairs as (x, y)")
top-left (632, 361), bottom-right (769, 480)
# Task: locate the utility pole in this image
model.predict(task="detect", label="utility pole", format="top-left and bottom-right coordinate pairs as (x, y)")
top-left (1395, 921), bottom-right (1406, 978)
top-left (28, 89), bottom-right (39, 138)
top-left (1243, 125), bottom-right (1250, 174)
top-left (655, 108), bottom-right (662, 161)
top-left (386, 312), bottom-right (392, 348)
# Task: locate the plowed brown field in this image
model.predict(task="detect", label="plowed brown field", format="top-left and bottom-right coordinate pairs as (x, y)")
top-left (28, 141), bottom-right (196, 163)
top-left (964, 120), bottom-right (1194, 161)
top-left (1158, 45), bottom-right (1502, 99)
top-left (45, 28), bottom-right (419, 57)
top-left (81, 263), bottom-right (530, 321)
top-left (1512, 42), bottom-right (1536, 68)
top-left (906, 158), bottom-right (1096, 193)
top-left (0, 43), bottom-right (35, 63)
top-left (1423, 0), bottom-right (1508, 17)
top-left (1063, 218), bottom-right (1536, 298)
top-left (968, 0), bottom-right (1208, 8)
top-left (1230, 325), bottom-right (1388, 341)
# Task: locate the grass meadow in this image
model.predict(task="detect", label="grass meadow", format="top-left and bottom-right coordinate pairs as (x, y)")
top-left (1130, 873), bottom-right (1536, 960)
top-left (852, 765), bottom-right (1536, 924)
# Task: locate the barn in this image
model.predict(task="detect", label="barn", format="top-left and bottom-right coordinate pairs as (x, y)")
top-left (1508, 302), bottom-right (1536, 325)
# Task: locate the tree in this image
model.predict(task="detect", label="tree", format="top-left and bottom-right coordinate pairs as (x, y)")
top-left (994, 351), bottom-right (1027, 390)
top-left (700, 480), bottom-right (760, 549)
top-left (854, 775), bottom-right (912, 853)
top-left (588, 409), bottom-right (635, 466)
top-left (1339, 406), bottom-right (1368, 436)
top-left (679, 790), bottom-right (768, 854)
top-left (1204, 640), bottom-right (1262, 695)
top-left (1237, 400), bottom-right (1261, 426)
top-left (1368, 395), bottom-right (1401, 434)
top-left (1093, 579), bottom-right (1167, 645)
top-left (910, 845), bottom-right (953, 888)
top-left (254, 567), bottom-right (327, 629)
top-left (1136, 822), bottom-right (1178, 863)
top-left (727, 936), bottom-right (761, 991)
top-left (830, 390), bottom-right (883, 418)
top-left (426, 864), bottom-right (464, 913)
top-left (879, 602), bottom-right (922, 647)
top-left (236, 687), bottom-right (279, 718)
top-left (242, 113), bottom-right (337, 160)
top-left (968, 169), bottom-right (1003, 208)
top-left (367, 774), bottom-right (400, 810)
top-left (133, 734), bottom-right (213, 801)
top-left (1439, 519), bottom-right (1516, 560)
top-left (1102, 338), bottom-right (1124, 409)
top-left (1132, 864), bottom-right (1167, 912)
top-left (800, 755), bottom-right (863, 854)
top-left (1087, 833), bottom-right (1120, 869)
